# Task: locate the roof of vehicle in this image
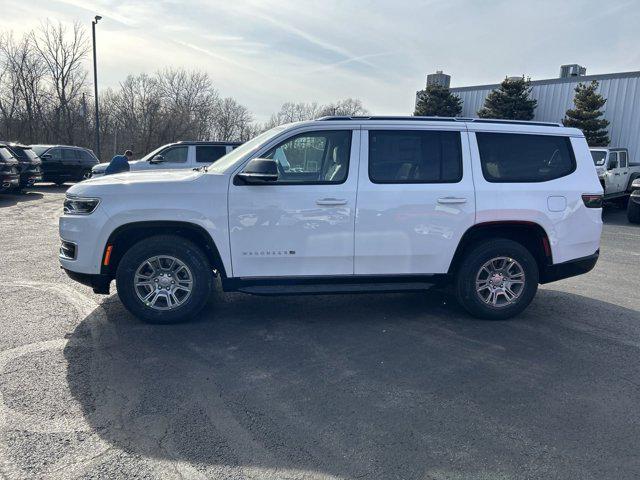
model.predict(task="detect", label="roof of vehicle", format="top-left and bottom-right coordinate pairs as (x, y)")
top-left (0, 141), bottom-right (31, 149)
top-left (174, 140), bottom-right (244, 146)
top-left (30, 144), bottom-right (93, 150)
top-left (589, 147), bottom-right (628, 151)
top-left (315, 115), bottom-right (564, 127)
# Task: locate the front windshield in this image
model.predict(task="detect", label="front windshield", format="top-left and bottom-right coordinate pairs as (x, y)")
top-left (138, 145), bottom-right (167, 162)
top-left (208, 126), bottom-right (288, 174)
top-left (591, 151), bottom-right (607, 166)
top-left (31, 146), bottom-right (49, 156)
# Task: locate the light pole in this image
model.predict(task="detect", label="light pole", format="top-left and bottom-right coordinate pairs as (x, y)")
top-left (92, 15), bottom-right (102, 159)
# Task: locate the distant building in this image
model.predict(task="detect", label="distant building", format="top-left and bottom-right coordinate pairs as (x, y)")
top-left (426, 70), bottom-right (451, 88)
top-left (416, 66), bottom-right (640, 162)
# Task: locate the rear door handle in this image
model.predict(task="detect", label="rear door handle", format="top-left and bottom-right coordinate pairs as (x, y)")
top-left (316, 198), bottom-right (347, 206)
top-left (437, 196), bottom-right (467, 204)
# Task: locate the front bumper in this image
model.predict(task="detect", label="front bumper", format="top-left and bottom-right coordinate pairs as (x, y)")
top-left (540, 251), bottom-right (599, 284)
top-left (63, 268), bottom-right (112, 294)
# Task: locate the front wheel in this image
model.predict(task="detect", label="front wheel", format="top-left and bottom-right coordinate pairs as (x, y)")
top-left (116, 235), bottom-right (213, 323)
top-left (628, 197), bottom-right (640, 224)
top-left (455, 239), bottom-right (539, 320)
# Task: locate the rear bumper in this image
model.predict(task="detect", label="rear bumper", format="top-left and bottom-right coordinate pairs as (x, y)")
top-left (63, 268), bottom-right (112, 294)
top-left (540, 251), bottom-right (599, 284)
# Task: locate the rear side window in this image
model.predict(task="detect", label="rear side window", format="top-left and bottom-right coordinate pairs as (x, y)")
top-left (619, 151), bottom-right (628, 168)
top-left (369, 130), bottom-right (462, 183)
top-left (196, 145), bottom-right (227, 163)
top-left (477, 133), bottom-right (576, 183)
top-left (62, 149), bottom-right (79, 161)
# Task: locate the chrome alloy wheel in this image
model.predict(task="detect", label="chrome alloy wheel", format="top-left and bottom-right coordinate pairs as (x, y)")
top-left (134, 255), bottom-right (193, 310)
top-left (475, 256), bottom-right (525, 308)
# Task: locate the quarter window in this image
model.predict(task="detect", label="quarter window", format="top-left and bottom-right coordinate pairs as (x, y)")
top-left (196, 145), bottom-right (227, 163)
top-left (161, 146), bottom-right (188, 163)
top-left (262, 130), bottom-right (352, 184)
top-left (368, 130), bottom-right (462, 183)
top-left (476, 133), bottom-right (576, 183)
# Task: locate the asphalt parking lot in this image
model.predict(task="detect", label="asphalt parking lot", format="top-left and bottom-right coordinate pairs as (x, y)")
top-left (1, 186), bottom-right (639, 480)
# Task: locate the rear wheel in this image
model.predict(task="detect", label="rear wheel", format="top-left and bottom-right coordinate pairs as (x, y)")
top-left (455, 239), bottom-right (539, 320)
top-left (116, 235), bottom-right (213, 324)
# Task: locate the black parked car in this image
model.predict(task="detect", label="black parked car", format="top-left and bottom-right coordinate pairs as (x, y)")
top-left (1, 143), bottom-right (42, 190)
top-left (31, 145), bottom-right (99, 185)
top-left (0, 144), bottom-right (20, 193)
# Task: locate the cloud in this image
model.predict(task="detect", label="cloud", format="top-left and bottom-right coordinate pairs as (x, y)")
top-left (1, 0), bottom-right (640, 121)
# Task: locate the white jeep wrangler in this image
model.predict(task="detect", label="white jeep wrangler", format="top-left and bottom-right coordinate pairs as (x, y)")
top-left (59, 116), bottom-right (603, 323)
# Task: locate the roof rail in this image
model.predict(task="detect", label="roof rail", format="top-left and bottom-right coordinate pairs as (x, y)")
top-left (316, 115), bottom-right (561, 127)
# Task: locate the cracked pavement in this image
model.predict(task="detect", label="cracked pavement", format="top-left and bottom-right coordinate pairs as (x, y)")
top-left (1, 186), bottom-right (639, 479)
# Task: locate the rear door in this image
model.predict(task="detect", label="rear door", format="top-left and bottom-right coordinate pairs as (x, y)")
top-left (354, 124), bottom-right (475, 274)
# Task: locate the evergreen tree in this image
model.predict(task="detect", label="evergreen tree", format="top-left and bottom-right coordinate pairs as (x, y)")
top-left (563, 80), bottom-right (610, 146)
top-left (478, 76), bottom-right (537, 120)
top-left (414, 83), bottom-right (462, 117)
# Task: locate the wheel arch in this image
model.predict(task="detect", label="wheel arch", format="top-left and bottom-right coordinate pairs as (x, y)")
top-left (100, 221), bottom-right (227, 278)
top-left (448, 221), bottom-right (552, 277)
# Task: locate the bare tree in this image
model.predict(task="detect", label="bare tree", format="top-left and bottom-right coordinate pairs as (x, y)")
top-left (31, 20), bottom-right (89, 144)
top-left (211, 97), bottom-right (255, 142)
top-left (264, 98), bottom-right (369, 129)
top-left (318, 98), bottom-right (368, 117)
top-left (0, 33), bottom-right (47, 141)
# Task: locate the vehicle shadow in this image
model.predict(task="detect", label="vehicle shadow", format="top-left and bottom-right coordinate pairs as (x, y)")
top-left (60, 288), bottom-right (640, 479)
top-left (0, 190), bottom-right (44, 207)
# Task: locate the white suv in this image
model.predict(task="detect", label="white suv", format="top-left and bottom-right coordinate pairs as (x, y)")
top-left (59, 116), bottom-right (603, 323)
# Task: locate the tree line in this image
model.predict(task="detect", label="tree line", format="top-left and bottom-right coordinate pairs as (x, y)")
top-left (0, 21), bottom-right (369, 159)
top-left (415, 77), bottom-right (610, 146)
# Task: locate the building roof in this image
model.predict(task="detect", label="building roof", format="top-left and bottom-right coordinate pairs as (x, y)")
top-left (450, 70), bottom-right (640, 92)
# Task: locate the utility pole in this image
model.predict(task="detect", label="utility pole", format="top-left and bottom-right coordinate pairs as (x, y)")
top-left (92, 15), bottom-right (102, 159)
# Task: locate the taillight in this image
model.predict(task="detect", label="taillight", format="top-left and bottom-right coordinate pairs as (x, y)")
top-left (582, 194), bottom-right (603, 208)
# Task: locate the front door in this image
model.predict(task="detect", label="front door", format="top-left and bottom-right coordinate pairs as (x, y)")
top-left (605, 152), bottom-right (620, 194)
top-left (229, 128), bottom-right (359, 277)
top-left (354, 126), bottom-right (475, 275)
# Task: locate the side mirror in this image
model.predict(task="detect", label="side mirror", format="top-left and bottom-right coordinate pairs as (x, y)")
top-left (150, 154), bottom-right (165, 164)
top-left (236, 158), bottom-right (278, 184)
top-left (41, 153), bottom-right (52, 160)
top-left (631, 178), bottom-right (640, 190)
top-left (608, 160), bottom-right (618, 170)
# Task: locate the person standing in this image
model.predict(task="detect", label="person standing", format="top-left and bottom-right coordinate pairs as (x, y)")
top-left (104, 150), bottom-right (133, 175)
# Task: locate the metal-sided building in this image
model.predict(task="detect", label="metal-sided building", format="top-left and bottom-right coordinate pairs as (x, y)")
top-left (418, 66), bottom-right (640, 162)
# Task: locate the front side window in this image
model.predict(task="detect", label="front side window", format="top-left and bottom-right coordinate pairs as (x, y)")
top-left (262, 130), bottom-right (352, 184)
top-left (591, 151), bottom-right (607, 166)
top-left (196, 145), bottom-right (227, 163)
top-left (608, 152), bottom-right (618, 169)
top-left (369, 130), bottom-right (462, 184)
top-left (161, 146), bottom-right (188, 163)
top-left (477, 132), bottom-right (576, 183)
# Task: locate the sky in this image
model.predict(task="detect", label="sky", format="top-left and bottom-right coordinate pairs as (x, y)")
top-left (1, 0), bottom-right (639, 122)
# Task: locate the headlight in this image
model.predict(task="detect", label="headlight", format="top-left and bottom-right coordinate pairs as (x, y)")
top-left (63, 196), bottom-right (100, 215)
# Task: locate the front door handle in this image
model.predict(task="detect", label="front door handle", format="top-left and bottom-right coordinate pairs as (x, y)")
top-left (316, 198), bottom-right (347, 206)
top-left (437, 196), bottom-right (467, 204)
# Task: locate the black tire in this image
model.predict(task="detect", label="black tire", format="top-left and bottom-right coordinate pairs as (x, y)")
top-left (116, 235), bottom-right (213, 324)
top-left (628, 198), bottom-right (640, 224)
top-left (455, 238), bottom-right (539, 320)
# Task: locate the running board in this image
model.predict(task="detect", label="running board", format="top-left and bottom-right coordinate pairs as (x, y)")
top-left (236, 282), bottom-right (435, 295)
